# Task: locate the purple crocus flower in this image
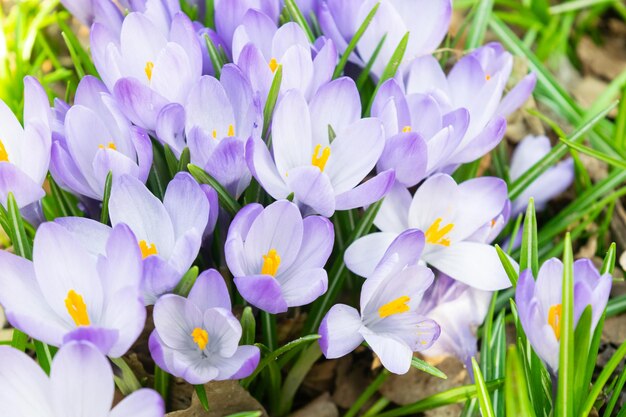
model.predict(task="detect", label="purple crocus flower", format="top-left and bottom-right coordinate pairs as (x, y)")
top-left (225, 200), bottom-right (334, 313)
top-left (371, 78), bottom-right (470, 185)
top-left (214, 0), bottom-right (280, 54)
top-left (232, 10), bottom-right (337, 102)
top-left (156, 65), bottom-right (263, 198)
top-left (0, 341), bottom-right (164, 417)
top-left (404, 43), bottom-right (537, 166)
top-left (319, 230), bottom-right (440, 374)
top-left (0, 221), bottom-right (145, 357)
top-left (247, 80), bottom-right (395, 217)
top-left (90, 2), bottom-right (202, 131)
top-left (108, 173), bottom-right (213, 304)
top-left (418, 274), bottom-right (491, 369)
top-left (516, 258), bottom-right (612, 373)
top-left (345, 174), bottom-right (512, 290)
top-left (317, 0), bottom-right (451, 78)
top-left (0, 76), bottom-right (51, 209)
top-left (50, 76), bottom-right (153, 200)
top-left (510, 135), bottom-right (574, 216)
top-left (149, 269), bottom-right (260, 384)
top-left (60, 0), bottom-right (124, 32)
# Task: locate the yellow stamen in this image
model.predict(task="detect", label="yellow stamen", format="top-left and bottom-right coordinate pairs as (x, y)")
top-left (269, 58), bottom-right (279, 73)
top-left (261, 249), bottom-right (281, 276)
top-left (98, 142), bottom-right (117, 150)
top-left (548, 304), bottom-right (562, 341)
top-left (227, 124), bottom-right (235, 137)
top-left (191, 328), bottom-right (209, 350)
top-left (0, 140), bottom-right (8, 162)
top-left (311, 144), bottom-right (331, 172)
top-left (212, 130), bottom-right (217, 139)
top-left (378, 296), bottom-right (411, 318)
top-left (145, 61), bottom-right (155, 81)
top-left (424, 218), bottom-right (454, 246)
top-left (402, 126), bottom-right (412, 133)
top-left (485, 74), bottom-right (491, 81)
top-left (65, 290), bottom-right (90, 327)
top-left (139, 240), bottom-right (158, 259)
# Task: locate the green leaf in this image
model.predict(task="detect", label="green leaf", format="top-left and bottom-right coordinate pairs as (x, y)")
top-left (356, 34), bottom-right (387, 90)
top-left (573, 306), bottom-right (592, 415)
top-left (57, 15), bottom-right (97, 77)
top-left (100, 171), bottom-right (113, 224)
top-left (580, 338), bottom-right (626, 416)
top-left (471, 358), bottom-right (495, 417)
top-left (240, 306), bottom-right (256, 346)
top-left (365, 32), bottom-right (409, 116)
top-left (604, 358), bottom-right (626, 417)
top-left (178, 147), bottom-right (191, 173)
top-left (411, 357), bottom-right (447, 379)
top-left (283, 0), bottom-right (315, 43)
top-left (173, 266), bottom-right (199, 297)
top-left (147, 140), bottom-right (171, 199)
top-left (277, 343), bottom-right (323, 415)
top-left (261, 311), bottom-right (277, 351)
top-left (505, 345), bottom-right (536, 417)
top-left (4, 192), bottom-right (33, 260)
top-left (195, 384), bottom-right (210, 411)
top-left (556, 233), bottom-right (574, 417)
top-left (583, 312), bottom-right (605, 401)
top-left (375, 379), bottom-right (504, 417)
top-left (601, 242), bottom-right (617, 275)
top-left (163, 144), bottom-right (180, 177)
top-left (154, 365), bottom-right (170, 406)
top-left (465, 0), bottom-right (495, 49)
top-left (188, 164), bottom-right (242, 215)
top-left (344, 370), bottom-right (390, 417)
top-left (34, 340), bottom-right (53, 375)
top-left (519, 198), bottom-right (538, 277)
top-left (10, 330), bottom-right (28, 352)
top-left (110, 357), bottom-right (142, 395)
top-left (204, 34), bottom-right (224, 78)
top-left (262, 64), bottom-right (283, 140)
top-left (560, 133), bottom-right (626, 171)
top-left (495, 244), bottom-right (519, 286)
top-left (333, 2), bottom-right (380, 79)
top-left (225, 412), bottom-right (262, 417)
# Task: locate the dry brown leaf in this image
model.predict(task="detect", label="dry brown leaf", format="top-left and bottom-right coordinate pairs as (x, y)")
top-left (578, 36), bottom-right (626, 81)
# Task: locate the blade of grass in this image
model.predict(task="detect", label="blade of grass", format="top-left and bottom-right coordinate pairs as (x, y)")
top-left (411, 357), bottom-right (448, 379)
top-left (520, 198), bottom-right (538, 276)
top-left (344, 370), bottom-right (390, 417)
top-left (262, 64), bottom-right (283, 140)
top-left (188, 164), bottom-right (242, 215)
top-left (556, 233), bottom-right (574, 417)
top-left (505, 345), bottom-right (536, 417)
top-left (100, 171), bottom-right (113, 224)
top-left (283, 0), bottom-right (315, 43)
top-left (465, 0), bottom-right (495, 49)
top-left (495, 244), bottom-right (519, 286)
top-left (580, 339), bottom-right (626, 416)
top-left (472, 358), bottom-right (496, 417)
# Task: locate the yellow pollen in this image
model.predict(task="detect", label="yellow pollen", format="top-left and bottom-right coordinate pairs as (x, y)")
top-left (212, 130), bottom-right (217, 139)
top-left (311, 144), bottom-right (331, 172)
top-left (269, 58), bottom-right (279, 73)
top-left (485, 74), bottom-right (491, 81)
top-left (139, 240), bottom-right (158, 259)
top-left (261, 249), bottom-right (281, 276)
top-left (145, 61), bottom-right (155, 81)
top-left (490, 218), bottom-right (497, 227)
top-left (402, 126), bottom-right (412, 133)
top-left (425, 218), bottom-right (454, 246)
top-left (191, 328), bottom-right (209, 350)
top-left (98, 142), bottom-right (117, 150)
top-left (548, 304), bottom-right (562, 341)
top-left (65, 290), bottom-right (90, 327)
top-left (227, 124), bottom-right (235, 137)
top-left (0, 140), bottom-right (8, 162)
top-left (378, 296), bottom-right (411, 318)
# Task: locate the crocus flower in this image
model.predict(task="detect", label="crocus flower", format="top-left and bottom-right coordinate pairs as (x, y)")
top-left (60, 0), bottom-right (124, 32)
top-left (319, 230), bottom-right (440, 374)
top-left (156, 65), bottom-right (263, 198)
top-left (0, 76), bottom-right (51, 209)
top-left (516, 258), bottom-right (611, 373)
top-left (149, 269), bottom-right (260, 384)
top-left (0, 341), bottom-right (164, 417)
top-left (418, 274), bottom-right (491, 369)
top-left (50, 76), bottom-right (153, 200)
top-left (90, 2), bottom-right (202, 131)
top-left (510, 135), bottom-right (574, 216)
top-left (247, 79), bottom-right (395, 217)
top-left (232, 10), bottom-right (336, 103)
top-left (108, 173), bottom-right (212, 304)
top-left (404, 43), bottom-right (537, 166)
top-left (225, 200), bottom-right (333, 313)
top-left (214, 0), bottom-right (280, 54)
top-left (317, 0), bottom-right (451, 78)
top-left (345, 174), bottom-right (512, 291)
top-left (371, 78), bottom-right (470, 185)
top-left (0, 221), bottom-right (145, 357)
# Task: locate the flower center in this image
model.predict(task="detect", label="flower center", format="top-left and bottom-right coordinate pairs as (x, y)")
top-left (402, 126), bottom-right (412, 133)
top-left (98, 142), bottom-right (117, 151)
top-left (269, 58), bottom-right (279, 73)
top-left (548, 304), bottom-right (562, 341)
top-left (191, 328), bottom-right (209, 350)
top-left (139, 240), bottom-right (158, 259)
top-left (145, 61), bottom-right (155, 81)
top-left (0, 140), bottom-right (9, 162)
top-left (425, 218), bottom-right (454, 246)
top-left (261, 248), bottom-right (281, 277)
top-left (211, 124), bottom-right (235, 139)
top-left (485, 74), bottom-right (491, 81)
top-left (65, 290), bottom-right (90, 327)
top-left (378, 296), bottom-right (411, 318)
top-left (311, 144), bottom-right (331, 172)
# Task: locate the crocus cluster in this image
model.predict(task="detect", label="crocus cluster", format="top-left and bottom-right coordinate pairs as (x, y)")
top-left (0, 0), bottom-right (586, 411)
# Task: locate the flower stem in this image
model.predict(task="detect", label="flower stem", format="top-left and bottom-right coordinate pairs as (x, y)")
top-left (344, 370), bottom-right (390, 417)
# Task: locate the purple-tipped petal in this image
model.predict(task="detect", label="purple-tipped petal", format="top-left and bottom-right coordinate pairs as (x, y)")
top-left (234, 274), bottom-right (288, 313)
top-left (335, 170), bottom-right (395, 211)
top-left (319, 304), bottom-right (363, 359)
